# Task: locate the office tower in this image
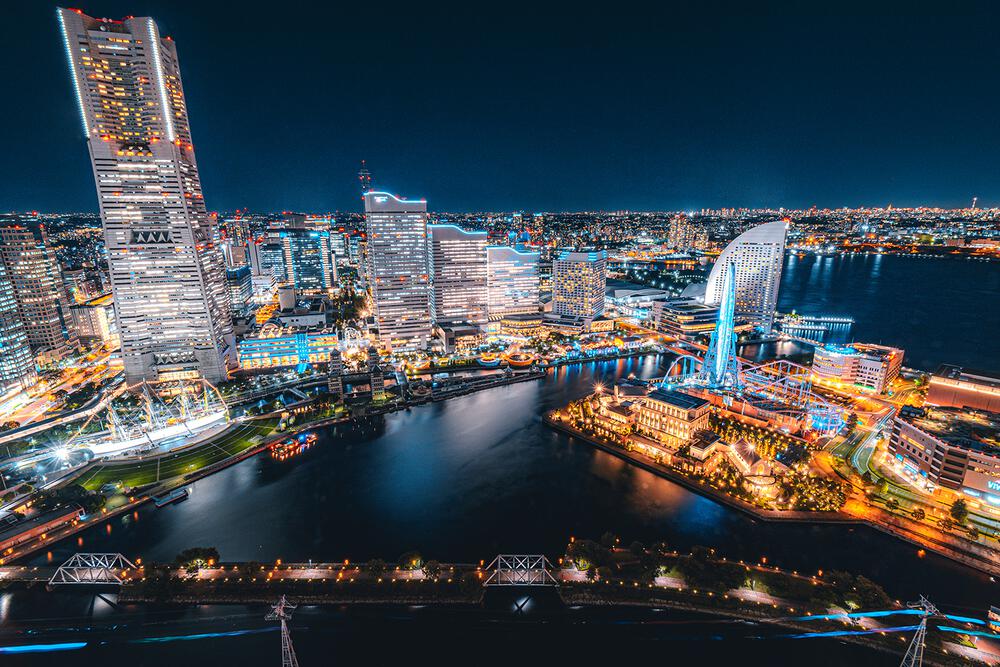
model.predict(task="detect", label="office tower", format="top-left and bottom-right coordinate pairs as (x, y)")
top-left (281, 228), bottom-right (337, 293)
top-left (71, 293), bottom-right (119, 348)
top-left (0, 261), bottom-right (37, 392)
top-left (58, 8), bottom-right (234, 385)
top-left (0, 225), bottom-right (78, 362)
top-left (329, 232), bottom-right (349, 262)
top-left (363, 192), bottom-right (432, 351)
top-left (703, 221), bottom-right (787, 332)
top-left (486, 246), bottom-right (540, 318)
top-left (428, 225), bottom-right (488, 326)
top-left (226, 265), bottom-right (253, 312)
top-left (552, 250), bottom-right (607, 319)
top-left (668, 216), bottom-right (708, 250)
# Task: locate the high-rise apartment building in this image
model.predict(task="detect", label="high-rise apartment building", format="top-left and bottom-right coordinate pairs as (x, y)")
top-left (58, 8), bottom-right (234, 384)
top-left (364, 192), bottom-right (432, 351)
top-left (428, 225), bottom-right (488, 326)
top-left (0, 224), bottom-right (78, 362)
top-left (0, 261), bottom-right (36, 392)
top-left (703, 221), bottom-right (787, 332)
top-left (486, 246), bottom-right (540, 318)
top-left (552, 250), bottom-right (607, 319)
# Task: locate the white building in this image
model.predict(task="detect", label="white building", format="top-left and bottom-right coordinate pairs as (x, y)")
top-left (703, 221), bottom-right (787, 332)
top-left (552, 250), bottom-right (607, 319)
top-left (364, 192), bottom-right (432, 351)
top-left (811, 343), bottom-right (903, 393)
top-left (59, 9), bottom-right (234, 385)
top-left (487, 246), bottom-right (540, 318)
top-left (428, 225), bottom-right (488, 326)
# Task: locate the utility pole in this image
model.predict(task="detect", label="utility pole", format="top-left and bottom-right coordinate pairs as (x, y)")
top-left (900, 595), bottom-right (939, 667)
top-left (266, 595), bottom-right (300, 667)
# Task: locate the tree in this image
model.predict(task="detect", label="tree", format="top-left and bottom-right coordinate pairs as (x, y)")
top-left (951, 498), bottom-right (969, 525)
top-left (398, 551), bottom-right (423, 570)
top-left (628, 541), bottom-right (646, 558)
top-left (174, 547), bottom-right (220, 569)
top-left (422, 560), bottom-right (442, 580)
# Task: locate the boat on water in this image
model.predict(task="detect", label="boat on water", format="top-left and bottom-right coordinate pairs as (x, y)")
top-left (153, 487), bottom-right (189, 508)
top-left (504, 352), bottom-right (536, 368)
top-left (478, 353), bottom-right (502, 368)
top-left (269, 432), bottom-right (318, 461)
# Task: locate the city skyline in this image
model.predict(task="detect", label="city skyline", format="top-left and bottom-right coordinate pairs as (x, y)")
top-left (6, 3), bottom-right (1000, 213)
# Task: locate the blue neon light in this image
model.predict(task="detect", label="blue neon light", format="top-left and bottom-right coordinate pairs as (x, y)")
top-left (0, 642), bottom-right (87, 654)
top-left (131, 627), bottom-right (277, 644)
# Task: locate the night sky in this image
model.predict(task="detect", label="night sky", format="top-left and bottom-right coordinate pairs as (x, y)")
top-left (5, 1), bottom-right (1000, 213)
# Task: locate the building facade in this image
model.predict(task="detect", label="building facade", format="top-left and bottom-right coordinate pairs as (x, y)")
top-left (363, 192), bottom-right (432, 351)
top-left (703, 221), bottom-right (787, 332)
top-left (70, 293), bottom-right (119, 348)
top-left (428, 225), bottom-right (488, 326)
top-left (926, 365), bottom-right (1000, 413)
top-left (59, 9), bottom-right (234, 385)
top-left (889, 405), bottom-right (1000, 497)
top-left (649, 297), bottom-right (720, 339)
top-left (552, 250), bottom-right (607, 319)
top-left (811, 343), bottom-right (903, 393)
top-left (0, 260), bottom-right (36, 391)
top-left (237, 329), bottom-right (340, 369)
top-left (668, 216), bottom-right (709, 250)
top-left (226, 265), bottom-right (253, 312)
top-left (0, 225), bottom-right (78, 362)
top-left (281, 228), bottom-right (337, 293)
top-left (486, 246), bottom-right (540, 318)
top-left (635, 389), bottom-right (711, 449)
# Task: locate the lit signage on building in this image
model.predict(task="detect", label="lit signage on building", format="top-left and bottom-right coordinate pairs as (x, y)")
top-left (130, 229), bottom-right (173, 244)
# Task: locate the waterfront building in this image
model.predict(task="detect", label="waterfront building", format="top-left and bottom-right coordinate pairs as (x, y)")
top-left (926, 365), bottom-right (1000, 413)
top-left (428, 225), bottom-right (488, 326)
top-left (552, 250), bottom-right (607, 319)
top-left (497, 313), bottom-right (545, 338)
top-left (70, 293), bottom-right (119, 348)
top-left (703, 221), bottom-right (787, 331)
top-left (811, 343), bottom-right (903, 393)
top-left (58, 9), bottom-right (234, 384)
top-left (0, 225), bottom-right (78, 362)
top-left (434, 323), bottom-right (485, 354)
top-left (635, 389), bottom-right (711, 449)
top-left (486, 246), bottom-right (540, 318)
top-left (649, 298), bottom-right (719, 340)
top-left (0, 261), bottom-right (36, 391)
top-left (281, 228), bottom-right (337, 293)
top-left (889, 405), bottom-right (1000, 497)
top-left (237, 329), bottom-right (340, 369)
top-left (226, 265), bottom-right (253, 312)
top-left (363, 192), bottom-right (432, 351)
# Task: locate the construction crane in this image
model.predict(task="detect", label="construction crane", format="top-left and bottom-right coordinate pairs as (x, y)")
top-left (266, 595), bottom-right (300, 667)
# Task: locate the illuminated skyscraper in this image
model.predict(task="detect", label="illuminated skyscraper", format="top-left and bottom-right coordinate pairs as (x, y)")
top-left (0, 224), bottom-right (78, 362)
top-left (364, 192), bottom-right (432, 351)
top-left (704, 221), bottom-right (787, 332)
top-left (486, 246), bottom-right (540, 318)
top-left (58, 8), bottom-right (234, 384)
top-left (281, 229), bottom-right (337, 293)
top-left (552, 250), bottom-right (606, 319)
top-left (428, 225), bottom-right (488, 326)
top-left (0, 261), bottom-right (36, 391)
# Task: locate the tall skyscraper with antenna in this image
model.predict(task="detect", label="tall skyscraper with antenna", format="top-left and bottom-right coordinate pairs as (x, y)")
top-left (57, 8), bottom-right (234, 385)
